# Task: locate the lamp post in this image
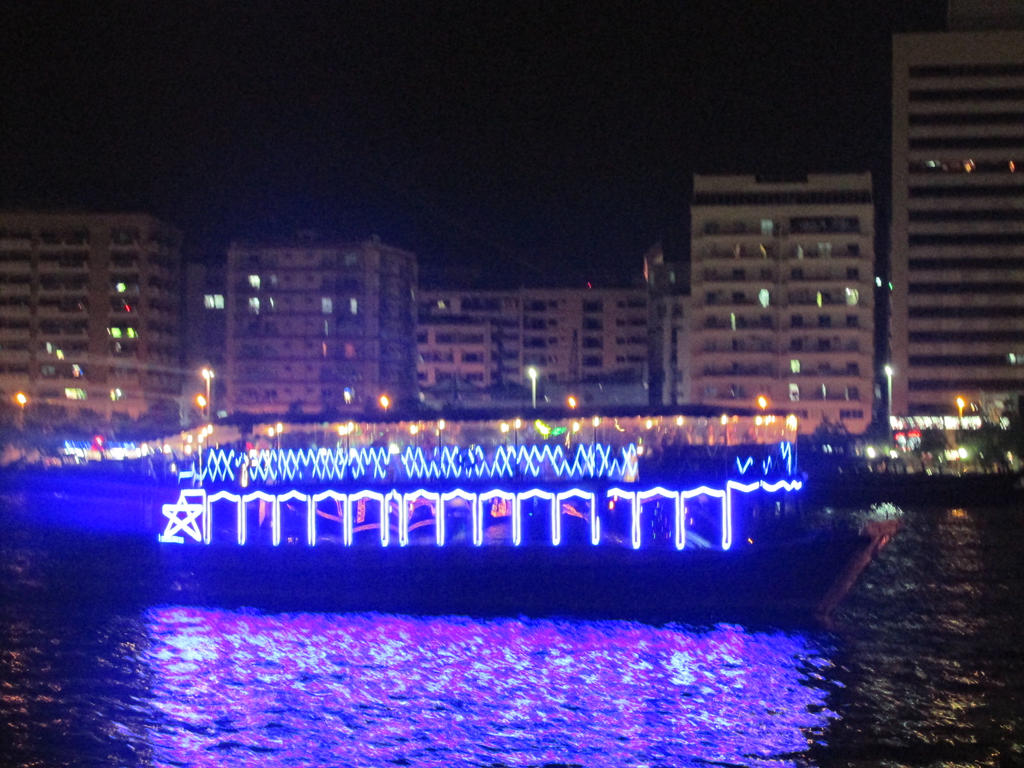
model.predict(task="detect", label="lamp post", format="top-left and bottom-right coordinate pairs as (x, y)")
top-left (884, 364), bottom-right (894, 440)
top-left (200, 367), bottom-right (214, 421)
top-left (527, 367), bottom-right (538, 409)
top-left (956, 396), bottom-right (965, 422)
top-left (14, 391), bottom-right (27, 430)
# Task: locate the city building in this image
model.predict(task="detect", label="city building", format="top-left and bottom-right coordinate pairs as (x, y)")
top-left (688, 174), bottom-right (876, 434)
top-left (643, 242), bottom-right (690, 406)
top-left (416, 287), bottom-right (649, 409)
top-left (183, 258), bottom-right (227, 419)
top-left (891, 10), bottom-right (1024, 417)
top-left (0, 212), bottom-right (183, 422)
top-left (225, 235), bottom-right (417, 415)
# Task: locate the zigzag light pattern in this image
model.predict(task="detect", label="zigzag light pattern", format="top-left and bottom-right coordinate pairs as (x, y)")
top-left (193, 443), bottom-right (640, 486)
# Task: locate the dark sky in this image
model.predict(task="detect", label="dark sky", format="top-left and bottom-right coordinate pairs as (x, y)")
top-left (0, 1), bottom-right (946, 287)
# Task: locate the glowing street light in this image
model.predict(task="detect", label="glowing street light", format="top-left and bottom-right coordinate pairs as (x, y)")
top-left (756, 395), bottom-right (769, 411)
top-left (200, 367), bottom-right (214, 420)
top-left (956, 396), bottom-right (966, 421)
top-left (378, 393), bottom-right (391, 412)
top-left (195, 393), bottom-right (208, 413)
top-left (13, 391), bottom-right (27, 429)
top-left (566, 394), bottom-right (578, 410)
top-left (884, 364), bottom-right (894, 438)
top-left (527, 367), bottom-right (538, 409)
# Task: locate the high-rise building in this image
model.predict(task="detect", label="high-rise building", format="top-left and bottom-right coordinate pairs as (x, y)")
top-left (688, 174), bottom-right (876, 434)
top-left (416, 287), bottom-right (649, 409)
top-left (225, 235), bottom-right (417, 415)
top-left (183, 258), bottom-right (227, 419)
top-left (891, 15), bottom-right (1024, 416)
top-left (643, 242), bottom-right (690, 406)
top-left (0, 212), bottom-right (183, 422)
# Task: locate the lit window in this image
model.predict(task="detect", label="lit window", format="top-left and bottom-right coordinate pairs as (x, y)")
top-left (116, 282), bottom-right (127, 293)
top-left (816, 291), bottom-right (823, 307)
top-left (109, 327), bottom-right (122, 339)
top-left (321, 297), bottom-right (333, 314)
top-left (344, 342), bottom-right (356, 359)
top-left (126, 328), bottom-right (137, 339)
top-left (790, 359), bottom-right (801, 374)
top-left (758, 288), bottom-right (770, 308)
top-left (789, 383), bottom-right (800, 401)
top-left (248, 275), bottom-right (260, 289)
top-left (71, 364), bottom-right (82, 378)
top-left (349, 298), bottom-right (358, 315)
top-left (64, 387), bottom-right (87, 400)
top-left (729, 312), bottom-right (736, 331)
top-left (110, 388), bottom-right (123, 401)
top-left (760, 219), bottom-right (774, 235)
top-left (248, 297), bottom-right (260, 314)
top-left (845, 287), bottom-right (859, 306)
top-left (204, 294), bottom-right (225, 309)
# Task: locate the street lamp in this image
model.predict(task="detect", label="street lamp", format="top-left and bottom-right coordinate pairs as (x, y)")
top-left (756, 394), bottom-right (769, 411)
top-left (200, 367), bottom-right (214, 420)
top-left (956, 396), bottom-right (965, 421)
top-left (527, 367), bottom-right (538, 409)
top-left (379, 393), bottom-right (391, 412)
top-left (195, 393), bottom-right (208, 417)
top-left (884, 364), bottom-right (894, 437)
top-left (13, 391), bottom-right (27, 430)
top-left (566, 394), bottom-right (578, 410)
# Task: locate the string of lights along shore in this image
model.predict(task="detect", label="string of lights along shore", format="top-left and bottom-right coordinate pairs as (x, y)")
top-left (1, 2), bottom-right (1023, 439)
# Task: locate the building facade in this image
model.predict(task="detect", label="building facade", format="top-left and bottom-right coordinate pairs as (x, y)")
top-left (416, 287), bottom-right (649, 409)
top-left (891, 25), bottom-right (1024, 416)
top-left (688, 174), bottom-right (876, 434)
top-left (0, 212), bottom-right (183, 422)
top-left (225, 235), bottom-right (417, 415)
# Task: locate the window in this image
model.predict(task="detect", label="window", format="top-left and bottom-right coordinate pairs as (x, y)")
top-left (64, 387), bottom-right (87, 400)
top-left (203, 294), bottom-right (224, 309)
top-left (321, 297), bottom-right (333, 314)
top-left (349, 298), bottom-right (358, 315)
top-left (789, 383), bottom-right (800, 401)
top-left (248, 297), bottom-right (260, 314)
top-left (790, 359), bottom-right (801, 374)
top-left (760, 219), bottom-right (774, 235)
top-left (758, 288), bottom-right (770, 308)
top-left (109, 327), bottom-right (122, 339)
top-left (248, 275), bottom-right (260, 289)
top-left (845, 287), bottom-right (859, 306)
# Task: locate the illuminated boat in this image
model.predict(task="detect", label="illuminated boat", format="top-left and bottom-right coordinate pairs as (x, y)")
top-left (152, 410), bottom-right (897, 622)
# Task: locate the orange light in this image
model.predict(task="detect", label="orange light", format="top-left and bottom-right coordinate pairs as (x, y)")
top-left (567, 395), bottom-right (578, 409)
top-left (195, 393), bottom-right (208, 409)
top-left (379, 394), bottom-right (391, 411)
top-left (757, 395), bottom-right (769, 410)
top-left (14, 392), bottom-right (28, 408)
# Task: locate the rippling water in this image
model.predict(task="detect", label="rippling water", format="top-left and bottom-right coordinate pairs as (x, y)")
top-left (2, 495), bottom-right (1023, 767)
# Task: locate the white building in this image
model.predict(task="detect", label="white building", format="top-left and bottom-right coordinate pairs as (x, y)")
top-left (891, 17), bottom-right (1024, 416)
top-left (225, 235), bottom-right (417, 415)
top-left (0, 212), bottom-right (182, 422)
top-left (688, 174), bottom-right (876, 434)
top-left (417, 287), bottom-right (649, 409)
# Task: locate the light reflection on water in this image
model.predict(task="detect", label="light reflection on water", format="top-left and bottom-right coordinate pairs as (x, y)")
top-left (143, 608), bottom-right (834, 767)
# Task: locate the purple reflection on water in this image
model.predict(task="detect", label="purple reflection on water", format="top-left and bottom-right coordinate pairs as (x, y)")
top-left (143, 607), bottom-right (834, 767)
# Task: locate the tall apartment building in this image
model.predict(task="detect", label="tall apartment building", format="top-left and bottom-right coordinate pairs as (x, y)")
top-left (688, 174), bottom-right (875, 434)
top-left (417, 287), bottom-right (649, 408)
top-left (183, 258), bottom-right (227, 418)
top-left (0, 212), bottom-right (182, 421)
top-left (891, 17), bottom-right (1024, 416)
top-left (225, 235), bottom-right (417, 415)
top-left (643, 242), bottom-right (690, 406)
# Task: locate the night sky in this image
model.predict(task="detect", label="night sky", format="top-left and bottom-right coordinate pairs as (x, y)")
top-left (0, 2), bottom-right (946, 287)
